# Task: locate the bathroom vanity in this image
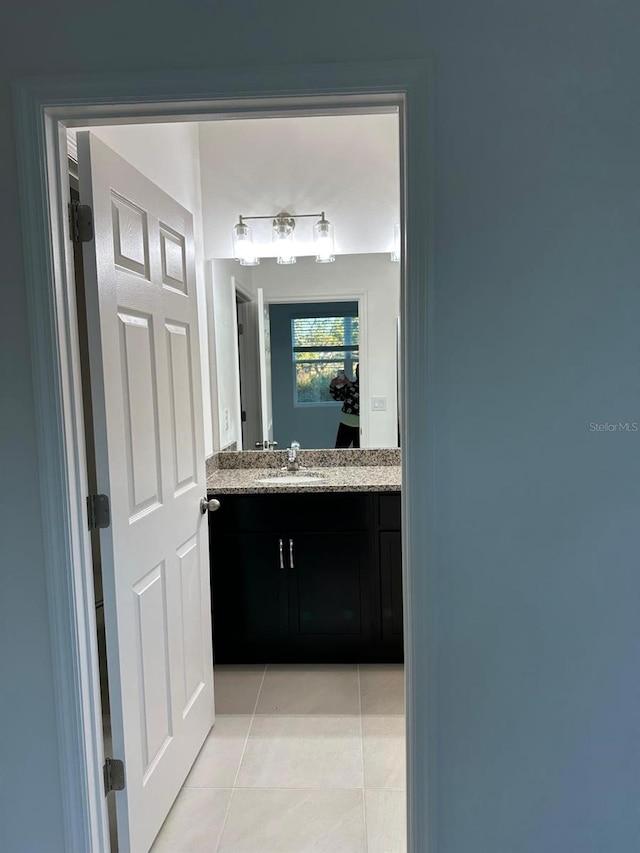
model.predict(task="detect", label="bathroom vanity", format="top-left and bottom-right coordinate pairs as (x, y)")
top-left (206, 450), bottom-right (403, 664)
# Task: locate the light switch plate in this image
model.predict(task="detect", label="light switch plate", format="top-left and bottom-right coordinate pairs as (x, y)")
top-left (371, 396), bottom-right (387, 411)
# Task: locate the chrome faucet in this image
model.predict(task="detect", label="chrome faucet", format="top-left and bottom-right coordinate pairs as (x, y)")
top-left (286, 440), bottom-right (301, 472)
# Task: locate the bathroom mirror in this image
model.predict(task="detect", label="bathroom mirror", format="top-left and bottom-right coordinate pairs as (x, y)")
top-left (211, 253), bottom-right (400, 450)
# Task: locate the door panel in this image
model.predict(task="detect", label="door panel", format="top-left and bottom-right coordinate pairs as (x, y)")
top-left (78, 132), bottom-right (214, 853)
top-left (133, 562), bottom-right (172, 773)
top-left (118, 310), bottom-right (162, 516)
top-left (160, 224), bottom-right (188, 293)
top-left (111, 192), bottom-right (150, 276)
top-left (166, 321), bottom-right (197, 491)
top-left (177, 535), bottom-right (205, 711)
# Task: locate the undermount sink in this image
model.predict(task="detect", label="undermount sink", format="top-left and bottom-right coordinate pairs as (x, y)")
top-left (255, 470), bottom-right (327, 485)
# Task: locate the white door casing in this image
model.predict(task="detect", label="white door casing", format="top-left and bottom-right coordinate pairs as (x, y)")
top-left (78, 132), bottom-right (215, 853)
top-left (236, 297), bottom-right (262, 450)
top-left (257, 287), bottom-right (274, 446)
top-left (15, 64), bottom-right (425, 853)
top-left (229, 277), bottom-right (244, 450)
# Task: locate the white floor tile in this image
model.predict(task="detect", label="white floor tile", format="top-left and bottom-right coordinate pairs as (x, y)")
top-left (256, 665), bottom-right (360, 715)
top-left (359, 665), bottom-right (405, 715)
top-left (236, 715), bottom-right (364, 789)
top-left (183, 716), bottom-right (251, 788)
top-left (362, 716), bottom-right (406, 789)
top-left (214, 665), bottom-right (265, 714)
top-left (218, 788), bottom-right (366, 852)
top-left (155, 664), bottom-right (407, 852)
top-left (150, 787), bottom-right (232, 853)
top-left (365, 789), bottom-right (407, 853)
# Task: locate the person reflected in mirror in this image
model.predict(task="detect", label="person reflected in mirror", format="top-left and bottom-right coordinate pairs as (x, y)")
top-left (330, 364), bottom-right (360, 448)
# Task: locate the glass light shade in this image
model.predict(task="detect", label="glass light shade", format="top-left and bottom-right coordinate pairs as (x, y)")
top-left (390, 222), bottom-right (401, 263)
top-left (314, 218), bottom-right (335, 263)
top-left (232, 222), bottom-right (259, 266)
top-left (273, 220), bottom-right (296, 265)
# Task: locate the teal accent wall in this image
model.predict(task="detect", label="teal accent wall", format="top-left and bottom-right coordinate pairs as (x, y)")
top-left (2, 2), bottom-right (640, 850)
top-left (270, 301), bottom-right (358, 449)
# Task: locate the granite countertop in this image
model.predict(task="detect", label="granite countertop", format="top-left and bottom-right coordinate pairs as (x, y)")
top-left (206, 465), bottom-right (402, 495)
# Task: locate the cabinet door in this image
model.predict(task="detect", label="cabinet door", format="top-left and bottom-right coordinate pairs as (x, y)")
top-left (380, 531), bottom-right (404, 654)
top-left (287, 532), bottom-right (373, 660)
top-left (212, 533), bottom-right (288, 663)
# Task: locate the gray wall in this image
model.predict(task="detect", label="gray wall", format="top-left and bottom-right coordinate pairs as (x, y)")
top-left (1, 2), bottom-right (640, 851)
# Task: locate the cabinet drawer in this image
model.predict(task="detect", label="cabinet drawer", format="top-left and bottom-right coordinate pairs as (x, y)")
top-left (378, 493), bottom-right (401, 530)
top-left (210, 492), bottom-right (371, 534)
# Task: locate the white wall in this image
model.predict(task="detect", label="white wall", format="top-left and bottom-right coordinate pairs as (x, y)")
top-left (253, 253), bottom-right (400, 447)
top-left (71, 123), bottom-right (215, 456)
top-left (198, 114), bottom-right (400, 260)
top-left (76, 124), bottom-right (202, 214)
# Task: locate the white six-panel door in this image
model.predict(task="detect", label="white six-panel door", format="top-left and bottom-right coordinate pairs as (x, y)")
top-left (77, 132), bottom-right (214, 853)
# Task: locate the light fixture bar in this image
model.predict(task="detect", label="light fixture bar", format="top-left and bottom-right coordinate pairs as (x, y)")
top-left (232, 211), bottom-right (335, 266)
top-left (238, 211), bottom-right (326, 223)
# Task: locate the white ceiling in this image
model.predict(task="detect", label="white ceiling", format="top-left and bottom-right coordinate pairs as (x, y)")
top-left (198, 112), bottom-right (400, 259)
top-left (69, 112), bottom-right (401, 261)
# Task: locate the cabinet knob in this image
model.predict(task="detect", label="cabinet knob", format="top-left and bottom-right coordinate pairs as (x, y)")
top-left (200, 497), bottom-right (221, 514)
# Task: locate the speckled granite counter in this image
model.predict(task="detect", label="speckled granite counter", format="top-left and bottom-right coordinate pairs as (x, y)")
top-left (206, 465), bottom-right (401, 494)
top-left (205, 448), bottom-right (401, 494)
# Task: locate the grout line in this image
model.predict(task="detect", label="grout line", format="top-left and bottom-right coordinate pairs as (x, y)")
top-left (214, 664), bottom-right (268, 853)
top-left (229, 785), bottom-right (372, 791)
top-left (358, 663), bottom-right (369, 852)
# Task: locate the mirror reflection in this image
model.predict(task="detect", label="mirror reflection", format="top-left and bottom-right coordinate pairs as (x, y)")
top-left (329, 362), bottom-right (360, 449)
top-left (211, 253), bottom-right (400, 450)
top-left (271, 301), bottom-right (360, 449)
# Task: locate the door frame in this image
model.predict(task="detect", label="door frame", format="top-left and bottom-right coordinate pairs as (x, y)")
top-left (13, 60), bottom-right (434, 852)
top-left (234, 281), bottom-right (260, 451)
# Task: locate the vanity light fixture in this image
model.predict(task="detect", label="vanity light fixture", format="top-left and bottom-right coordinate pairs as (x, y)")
top-left (390, 222), bottom-right (401, 263)
top-left (232, 220), bottom-right (259, 266)
top-left (313, 215), bottom-right (335, 263)
top-left (232, 210), bottom-right (336, 265)
top-left (273, 212), bottom-right (297, 265)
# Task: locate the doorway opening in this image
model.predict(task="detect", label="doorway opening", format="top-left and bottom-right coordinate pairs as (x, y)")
top-left (71, 109), bottom-right (403, 851)
top-left (15, 61), bottom-right (431, 853)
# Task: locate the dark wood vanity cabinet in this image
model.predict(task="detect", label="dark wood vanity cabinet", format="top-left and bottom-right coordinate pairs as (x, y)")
top-left (209, 491), bottom-right (402, 664)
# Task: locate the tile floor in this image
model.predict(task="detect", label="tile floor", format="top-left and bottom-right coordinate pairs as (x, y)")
top-left (151, 664), bottom-right (406, 853)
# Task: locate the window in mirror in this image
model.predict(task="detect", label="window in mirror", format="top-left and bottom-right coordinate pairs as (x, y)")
top-left (291, 313), bottom-right (359, 406)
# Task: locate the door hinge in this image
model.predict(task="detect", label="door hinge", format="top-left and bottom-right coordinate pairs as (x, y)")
top-left (69, 200), bottom-right (94, 244)
top-left (87, 494), bottom-right (110, 530)
top-left (103, 757), bottom-right (126, 794)
top-left (241, 410), bottom-right (247, 422)
top-left (238, 322), bottom-right (244, 335)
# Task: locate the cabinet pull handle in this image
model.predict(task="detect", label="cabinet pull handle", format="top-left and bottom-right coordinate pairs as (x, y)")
top-left (279, 538), bottom-right (284, 570)
top-left (289, 538), bottom-right (295, 568)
